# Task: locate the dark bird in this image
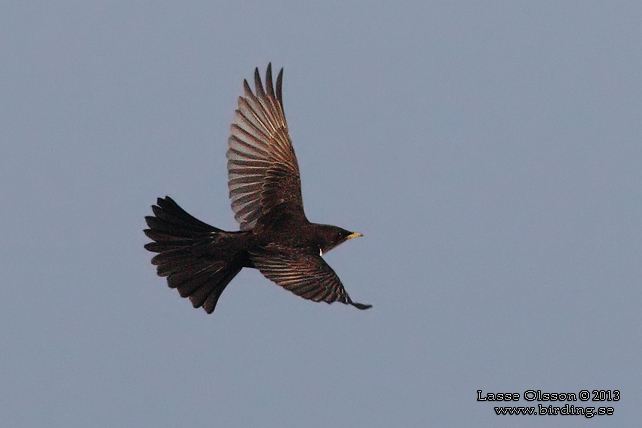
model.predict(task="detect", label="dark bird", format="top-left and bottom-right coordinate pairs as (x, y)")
top-left (144, 64), bottom-right (371, 314)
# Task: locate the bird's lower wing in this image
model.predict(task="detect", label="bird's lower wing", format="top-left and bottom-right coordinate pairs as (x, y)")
top-left (249, 246), bottom-right (371, 310)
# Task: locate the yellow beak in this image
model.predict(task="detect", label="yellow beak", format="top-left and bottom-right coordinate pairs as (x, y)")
top-left (346, 232), bottom-right (363, 240)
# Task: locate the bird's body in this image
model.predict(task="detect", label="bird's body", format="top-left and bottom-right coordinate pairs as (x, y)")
top-left (144, 64), bottom-right (370, 314)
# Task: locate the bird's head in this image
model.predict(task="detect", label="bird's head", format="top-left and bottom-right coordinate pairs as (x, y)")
top-left (315, 224), bottom-right (362, 256)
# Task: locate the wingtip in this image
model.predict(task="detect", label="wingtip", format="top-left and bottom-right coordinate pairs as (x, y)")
top-left (276, 67), bottom-right (284, 102)
top-left (254, 67), bottom-right (264, 96)
top-left (265, 64), bottom-right (275, 98)
top-left (352, 302), bottom-right (373, 310)
top-left (243, 79), bottom-right (253, 97)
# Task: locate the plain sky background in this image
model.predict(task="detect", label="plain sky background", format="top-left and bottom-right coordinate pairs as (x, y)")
top-left (2, 1), bottom-right (640, 427)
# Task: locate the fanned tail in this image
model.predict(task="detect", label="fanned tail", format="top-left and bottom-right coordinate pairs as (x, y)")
top-left (144, 196), bottom-right (242, 314)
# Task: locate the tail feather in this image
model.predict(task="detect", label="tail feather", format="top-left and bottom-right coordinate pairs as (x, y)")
top-left (150, 197), bottom-right (218, 230)
top-left (188, 264), bottom-right (241, 312)
top-left (144, 196), bottom-right (241, 314)
top-left (202, 267), bottom-right (241, 313)
top-left (171, 262), bottom-right (223, 297)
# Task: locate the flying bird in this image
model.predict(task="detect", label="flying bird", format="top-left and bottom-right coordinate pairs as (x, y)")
top-left (144, 64), bottom-right (371, 314)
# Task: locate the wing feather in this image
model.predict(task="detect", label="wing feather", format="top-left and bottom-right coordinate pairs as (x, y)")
top-left (227, 64), bottom-right (305, 231)
top-left (250, 246), bottom-right (371, 310)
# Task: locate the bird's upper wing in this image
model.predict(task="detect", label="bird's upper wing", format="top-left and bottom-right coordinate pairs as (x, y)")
top-left (250, 245), bottom-right (371, 310)
top-left (227, 64), bottom-right (304, 231)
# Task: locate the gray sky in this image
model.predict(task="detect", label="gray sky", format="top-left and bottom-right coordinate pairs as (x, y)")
top-left (2, 1), bottom-right (640, 427)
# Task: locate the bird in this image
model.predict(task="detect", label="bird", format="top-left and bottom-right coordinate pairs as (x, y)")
top-left (144, 64), bottom-right (371, 314)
